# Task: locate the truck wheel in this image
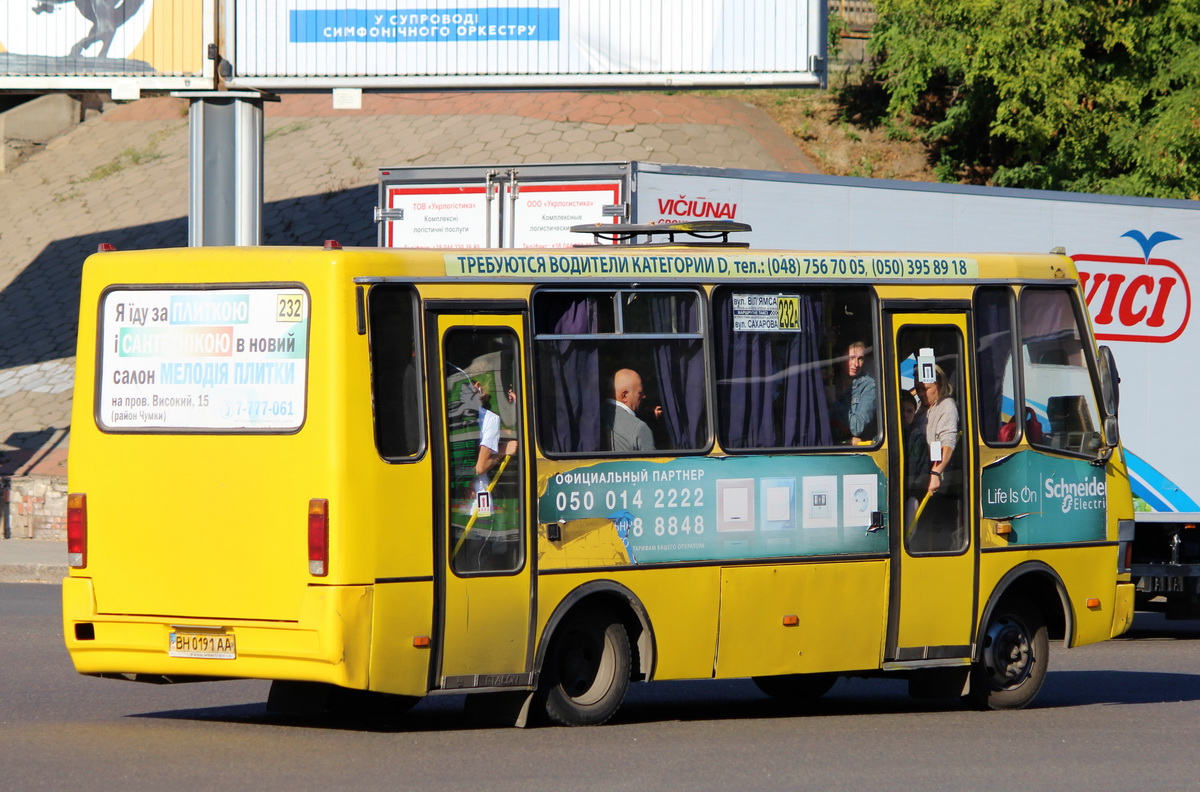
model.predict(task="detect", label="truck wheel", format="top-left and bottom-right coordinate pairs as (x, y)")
top-left (966, 596), bottom-right (1049, 710)
top-left (541, 606), bottom-right (631, 726)
top-left (752, 673), bottom-right (837, 702)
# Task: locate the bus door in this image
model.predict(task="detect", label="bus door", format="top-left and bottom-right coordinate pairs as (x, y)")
top-left (427, 309), bottom-right (534, 690)
top-left (884, 309), bottom-right (977, 664)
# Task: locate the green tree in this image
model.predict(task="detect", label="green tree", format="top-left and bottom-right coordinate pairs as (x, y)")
top-left (870, 0), bottom-right (1200, 198)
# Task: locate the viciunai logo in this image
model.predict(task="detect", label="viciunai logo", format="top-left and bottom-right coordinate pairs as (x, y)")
top-left (656, 195), bottom-right (739, 221)
top-left (1073, 230), bottom-right (1191, 343)
top-left (1045, 474), bottom-right (1107, 515)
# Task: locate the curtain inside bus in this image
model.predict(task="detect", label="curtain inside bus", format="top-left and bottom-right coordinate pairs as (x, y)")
top-left (541, 295), bottom-right (602, 453)
top-left (716, 293), bottom-right (832, 449)
top-left (650, 294), bottom-right (705, 449)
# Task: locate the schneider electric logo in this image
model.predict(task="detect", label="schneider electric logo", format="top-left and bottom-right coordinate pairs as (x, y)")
top-left (1045, 476), bottom-right (1106, 514)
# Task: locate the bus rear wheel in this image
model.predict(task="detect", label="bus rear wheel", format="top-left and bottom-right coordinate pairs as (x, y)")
top-left (752, 672), bottom-right (837, 702)
top-left (541, 607), bottom-right (631, 726)
top-left (966, 596), bottom-right (1049, 710)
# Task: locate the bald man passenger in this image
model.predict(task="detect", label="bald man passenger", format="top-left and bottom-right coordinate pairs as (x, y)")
top-left (601, 368), bottom-right (656, 452)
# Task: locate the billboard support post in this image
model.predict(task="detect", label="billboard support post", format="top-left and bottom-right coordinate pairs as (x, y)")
top-left (176, 91), bottom-right (267, 246)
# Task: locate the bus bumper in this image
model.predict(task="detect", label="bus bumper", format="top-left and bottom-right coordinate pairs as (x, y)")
top-left (1111, 581), bottom-right (1135, 638)
top-left (62, 576), bottom-right (374, 689)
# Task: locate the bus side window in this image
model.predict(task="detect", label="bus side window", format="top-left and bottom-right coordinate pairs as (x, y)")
top-left (713, 287), bottom-right (878, 450)
top-left (1018, 288), bottom-right (1104, 457)
top-left (367, 284), bottom-right (423, 459)
top-left (534, 289), bottom-right (708, 456)
top-left (974, 286), bottom-right (1018, 445)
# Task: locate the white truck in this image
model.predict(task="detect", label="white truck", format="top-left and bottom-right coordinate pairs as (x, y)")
top-left (377, 160), bottom-right (1200, 617)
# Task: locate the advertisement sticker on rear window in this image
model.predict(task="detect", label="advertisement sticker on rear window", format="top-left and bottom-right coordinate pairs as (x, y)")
top-left (98, 288), bottom-right (309, 432)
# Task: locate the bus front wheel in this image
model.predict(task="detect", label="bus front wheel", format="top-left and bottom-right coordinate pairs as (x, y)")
top-left (966, 596), bottom-right (1049, 710)
top-left (540, 606), bottom-right (631, 726)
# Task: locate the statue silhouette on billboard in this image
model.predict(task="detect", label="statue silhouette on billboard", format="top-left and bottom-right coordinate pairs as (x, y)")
top-left (32, 0), bottom-right (146, 59)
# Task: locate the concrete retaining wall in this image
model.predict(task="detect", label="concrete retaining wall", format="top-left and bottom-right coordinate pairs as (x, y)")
top-left (0, 94), bottom-right (81, 173)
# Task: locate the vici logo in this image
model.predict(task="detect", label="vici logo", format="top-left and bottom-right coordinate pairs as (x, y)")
top-left (1072, 230), bottom-right (1190, 343)
top-left (656, 195), bottom-right (739, 220)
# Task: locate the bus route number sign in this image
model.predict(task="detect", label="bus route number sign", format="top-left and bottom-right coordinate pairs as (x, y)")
top-left (732, 293), bottom-right (801, 332)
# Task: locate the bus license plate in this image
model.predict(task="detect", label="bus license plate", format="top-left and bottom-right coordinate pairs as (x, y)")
top-left (168, 631), bottom-right (236, 660)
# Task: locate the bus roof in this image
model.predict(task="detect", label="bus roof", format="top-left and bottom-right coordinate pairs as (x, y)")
top-left (84, 244), bottom-right (1079, 286)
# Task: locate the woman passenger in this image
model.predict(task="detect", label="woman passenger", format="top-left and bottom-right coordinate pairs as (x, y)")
top-left (921, 365), bottom-right (958, 497)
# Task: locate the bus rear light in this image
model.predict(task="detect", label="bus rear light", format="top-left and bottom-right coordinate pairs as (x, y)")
top-left (308, 498), bottom-right (329, 576)
top-left (67, 493), bottom-right (87, 568)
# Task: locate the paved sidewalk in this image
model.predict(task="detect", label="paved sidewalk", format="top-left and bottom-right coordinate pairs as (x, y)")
top-left (0, 538), bottom-right (66, 583)
top-left (0, 89), bottom-right (816, 486)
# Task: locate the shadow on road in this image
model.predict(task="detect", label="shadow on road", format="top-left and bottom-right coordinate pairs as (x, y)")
top-left (1038, 669), bottom-right (1200, 707)
top-left (123, 613), bottom-right (1200, 732)
top-left (130, 662), bottom-right (1200, 733)
top-left (1123, 612), bottom-right (1200, 641)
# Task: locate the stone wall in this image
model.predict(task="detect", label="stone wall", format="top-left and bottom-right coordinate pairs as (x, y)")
top-left (2, 475), bottom-right (68, 540)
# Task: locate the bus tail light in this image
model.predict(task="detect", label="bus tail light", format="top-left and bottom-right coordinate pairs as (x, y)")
top-left (67, 493), bottom-right (87, 568)
top-left (308, 498), bottom-right (329, 576)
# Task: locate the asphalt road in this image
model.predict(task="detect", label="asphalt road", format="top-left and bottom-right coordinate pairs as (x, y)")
top-left (4, 583), bottom-right (1200, 791)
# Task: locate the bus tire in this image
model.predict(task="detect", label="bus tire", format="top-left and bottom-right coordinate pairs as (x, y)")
top-left (752, 672), bottom-right (837, 702)
top-left (540, 606), bottom-right (631, 726)
top-left (966, 595), bottom-right (1049, 710)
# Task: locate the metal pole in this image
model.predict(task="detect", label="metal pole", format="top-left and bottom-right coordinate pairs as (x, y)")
top-left (176, 91), bottom-right (267, 246)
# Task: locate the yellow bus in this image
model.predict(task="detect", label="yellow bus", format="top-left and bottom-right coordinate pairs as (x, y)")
top-left (63, 224), bottom-right (1134, 725)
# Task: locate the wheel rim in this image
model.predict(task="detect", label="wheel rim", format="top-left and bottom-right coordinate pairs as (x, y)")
top-left (981, 614), bottom-right (1034, 690)
top-left (557, 627), bottom-right (616, 707)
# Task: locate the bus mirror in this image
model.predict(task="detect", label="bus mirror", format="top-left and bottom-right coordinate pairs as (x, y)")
top-left (1103, 415), bottom-right (1120, 449)
top-left (1098, 345), bottom-right (1120, 417)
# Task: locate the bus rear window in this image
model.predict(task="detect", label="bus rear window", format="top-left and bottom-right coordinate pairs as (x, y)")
top-left (96, 286), bottom-right (309, 433)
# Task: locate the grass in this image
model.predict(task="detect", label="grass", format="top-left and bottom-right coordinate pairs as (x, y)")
top-left (708, 85), bottom-right (938, 183)
top-left (265, 121), bottom-right (312, 141)
top-left (77, 129), bottom-right (173, 183)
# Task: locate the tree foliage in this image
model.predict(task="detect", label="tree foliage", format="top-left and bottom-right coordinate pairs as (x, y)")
top-left (870, 0), bottom-right (1200, 198)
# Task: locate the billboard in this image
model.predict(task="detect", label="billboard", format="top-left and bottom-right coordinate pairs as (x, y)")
top-left (0, 0), bottom-right (211, 91)
top-left (229, 0), bottom-right (825, 89)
